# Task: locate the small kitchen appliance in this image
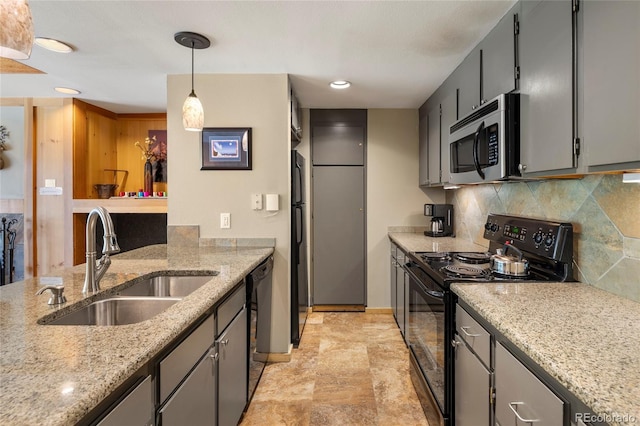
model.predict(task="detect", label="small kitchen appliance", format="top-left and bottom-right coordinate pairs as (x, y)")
top-left (405, 213), bottom-right (574, 426)
top-left (424, 204), bottom-right (454, 237)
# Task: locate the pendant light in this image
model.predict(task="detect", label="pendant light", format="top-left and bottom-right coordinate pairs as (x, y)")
top-left (175, 32), bottom-right (210, 132)
top-left (0, 0), bottom-right (35, 59)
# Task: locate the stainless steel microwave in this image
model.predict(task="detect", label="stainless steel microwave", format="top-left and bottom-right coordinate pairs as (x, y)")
top-left (449, 93), bottom-right (520, 184)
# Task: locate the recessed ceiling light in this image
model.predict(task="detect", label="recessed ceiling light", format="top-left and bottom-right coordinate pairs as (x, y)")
top-left (34, 38), bottom-right (73, 53)
top-left (330, 80), bottom-right (351, 89)
top-left (55, 87), bottom-right (80, 95)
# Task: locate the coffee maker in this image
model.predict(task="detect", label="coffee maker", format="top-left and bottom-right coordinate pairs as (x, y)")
top-left (424, 204), bottom-right (454, 237)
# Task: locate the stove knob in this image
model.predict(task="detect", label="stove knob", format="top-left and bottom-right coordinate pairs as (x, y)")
top-left (544, 234), bottom-right (556, 247)
top-left (490, 223), bottom-right (499, 233)
top-left (484, 222), bottom-right (492, 231)
top-left (534, 232), bottom-right (544, 245)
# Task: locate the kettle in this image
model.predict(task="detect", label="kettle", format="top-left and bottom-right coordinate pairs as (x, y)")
top-left (430, 218), bottom-right (444, 234)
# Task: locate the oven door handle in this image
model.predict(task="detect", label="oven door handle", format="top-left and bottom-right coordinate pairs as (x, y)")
top-left (473, 121), bottom-right (486, 180)
top-left (404, 262), bottom-right (445, 300)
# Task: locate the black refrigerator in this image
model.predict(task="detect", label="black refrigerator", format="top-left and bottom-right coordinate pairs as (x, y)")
top-left (291, 150), bottom-right (308, 346)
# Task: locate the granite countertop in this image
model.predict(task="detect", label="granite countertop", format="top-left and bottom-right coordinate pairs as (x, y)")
top-left (0, 244), bottom-right (273, 426)
top-left (388, 231), bottom-right (489, 254)
top-left (452, 282), bottom-right (640, 426)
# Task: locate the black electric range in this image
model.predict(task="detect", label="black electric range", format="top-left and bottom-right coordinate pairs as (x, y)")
top-left (405, 214), bottom-right (574, 426)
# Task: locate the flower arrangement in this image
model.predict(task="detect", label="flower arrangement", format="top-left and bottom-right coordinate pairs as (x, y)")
top-left (134, 135), bottom-right (157, 162)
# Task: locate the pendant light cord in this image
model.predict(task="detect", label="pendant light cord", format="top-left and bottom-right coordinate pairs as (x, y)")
top-left (191, 40), bottom-right (195, 94)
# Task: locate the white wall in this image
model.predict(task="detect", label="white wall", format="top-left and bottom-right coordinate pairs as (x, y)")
top-left (166, 74), bottom-right (291, 353)
top-left (366, 109), bottom-right (441, 308)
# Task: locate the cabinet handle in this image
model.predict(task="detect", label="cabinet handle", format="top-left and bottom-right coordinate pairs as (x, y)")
top-left (472, 105), bottom-right (478, 110)
top-left (460, 326), bottom-right (481, 338)
top-left (219, 339), bottom-right (229, 346)
top-left (451, 338), bottom-right (462, 348)
top-left (508, 402), bottom-right (540, 423)
top-left (518, 163), bottom-right (527, 173)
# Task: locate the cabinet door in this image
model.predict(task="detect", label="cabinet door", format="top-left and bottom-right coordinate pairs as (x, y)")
top-left (427, 105), bottom-right (441, 185)
top-left (159, 348), bottom-right (217, 426)
top-left (390, 253), bottom-right (397, 321)
top-left (519, 0), bottom-right (574, 175)
top-left (457, 48), bottom-right (482, 118)
top-left (418, 110), bottom-right (429, 186)
top-left (396, 261), bottom-right (405, 339)
top-left (312, 125), bottom-right (365, 166)
top-left (583, 1), bottom-right (640, 169)
top-left (495, 343), bottom-right (564, 426)
top-left (218, 308), bottom-right (248, 426)
top-left (98, 376), bottom-right (153, 426)
top-left (440, 91), bottom-right (457, 185)
top-left (454, 336), bottom-right (491, 426)
top-left (481, 3), bottom-right (519, 103)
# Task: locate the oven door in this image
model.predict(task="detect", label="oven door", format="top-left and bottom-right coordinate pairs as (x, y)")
top-left (406, 261), bottom-right (448, 425)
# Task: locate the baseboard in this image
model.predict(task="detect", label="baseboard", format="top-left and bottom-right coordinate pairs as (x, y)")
top-left (365, 307), bottom-right (393, 314)
top-left (313, 304), bottom-right (365, 312)
top-left (253, 344), bottom-right (293, 363)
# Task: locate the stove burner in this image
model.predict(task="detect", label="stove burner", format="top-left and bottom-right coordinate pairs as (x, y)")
top-left (454, 252), bottom-right (491, 264)
top-left (420, 252), bottom-right (450, 262)
top-left (442, 265), bottom-right (490, 279)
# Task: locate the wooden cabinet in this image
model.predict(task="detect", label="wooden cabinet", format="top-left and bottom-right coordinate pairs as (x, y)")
top-left (582, 0), bottom-right (640, 171)
top-left (519, 0), bottom-right (575, 176)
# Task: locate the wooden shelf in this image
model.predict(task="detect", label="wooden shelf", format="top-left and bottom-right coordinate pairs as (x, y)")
top-left (72, 198), bottom-right (167, 214)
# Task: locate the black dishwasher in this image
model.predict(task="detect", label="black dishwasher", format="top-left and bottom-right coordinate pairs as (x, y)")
top-left (246, 256), bottom-right (273, 403)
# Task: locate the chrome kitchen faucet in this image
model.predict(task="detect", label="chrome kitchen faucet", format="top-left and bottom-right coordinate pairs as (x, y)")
top-left (82, 206), bottom-right (120, 293)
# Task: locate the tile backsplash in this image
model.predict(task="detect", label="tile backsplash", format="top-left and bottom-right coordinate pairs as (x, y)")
top-left (448, 174), bottom-right (640, 302)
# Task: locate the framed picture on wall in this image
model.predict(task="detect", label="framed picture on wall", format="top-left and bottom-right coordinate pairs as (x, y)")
top-left (201, 127), bottom-right (252, 170)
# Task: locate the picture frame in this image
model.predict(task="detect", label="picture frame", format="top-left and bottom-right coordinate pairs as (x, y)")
top-left (201, 127), bottom-right (252, 170)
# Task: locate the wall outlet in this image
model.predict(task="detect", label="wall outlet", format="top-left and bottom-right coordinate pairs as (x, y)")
top-left (220, 213), bottom-right (231, 229)
top-left (251, 193), bottom-right (263, 210)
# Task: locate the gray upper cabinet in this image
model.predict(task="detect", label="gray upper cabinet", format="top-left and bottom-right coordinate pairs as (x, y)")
top-left (519, 0), bottom-right (575, 175)
top-left (427, 102), bottom-right (441, 185)
top-left (455, 4), bottom-right (518, 120)
top-left (312, 125), bottom-right (365, 166)
top-left (481, 2), bottom-right (519, 104)
top-left (582, 0), bottom-right (640, 171)
top-left (418, 109), bottom-right (429, 186)
top-left (456, 48), bottom-right (482, 118)
top-left (440, 90), bottom-right (457, 185)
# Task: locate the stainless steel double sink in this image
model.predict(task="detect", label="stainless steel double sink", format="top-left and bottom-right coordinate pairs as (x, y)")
top-left (40, 273), bottom-right (217, 326)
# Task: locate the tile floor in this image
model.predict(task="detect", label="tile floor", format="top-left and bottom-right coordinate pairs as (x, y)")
top-left (240, 312), bottom-right (429, 426)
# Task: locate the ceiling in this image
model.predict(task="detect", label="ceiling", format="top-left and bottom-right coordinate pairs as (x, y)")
top-left (1, 1), bottom-right (515, 114)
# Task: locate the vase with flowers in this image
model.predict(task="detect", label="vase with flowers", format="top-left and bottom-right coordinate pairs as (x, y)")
top-left (135, 136), bottom-right (157, 194)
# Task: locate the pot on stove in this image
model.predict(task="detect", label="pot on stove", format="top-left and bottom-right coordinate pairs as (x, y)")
top-left (490, 244), bottom-right (529, 277)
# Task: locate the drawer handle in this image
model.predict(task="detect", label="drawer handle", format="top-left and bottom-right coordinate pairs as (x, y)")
top-left (460, 326), bottom-right (481, 338)
top-left (508, 401), bottom-right (540, 423)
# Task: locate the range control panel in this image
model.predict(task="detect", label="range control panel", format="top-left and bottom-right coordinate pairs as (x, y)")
top-left (483, 214), bottom-right (573, 262)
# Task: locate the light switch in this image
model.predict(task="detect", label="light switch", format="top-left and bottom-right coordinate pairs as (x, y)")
top-left (45, 179), bottom-right (56, 188)
top-left (252, 194), bottom-right (263, 210)
top-left (220, 213), bottom-right (231, 229)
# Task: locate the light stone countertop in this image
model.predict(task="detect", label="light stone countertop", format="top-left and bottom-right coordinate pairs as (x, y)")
top-left (452, 282), bottom-right (640, 426)
top-left (0, 244), bottom-right (273, 426)
top-left (388, 231), bottom-right (489, 254)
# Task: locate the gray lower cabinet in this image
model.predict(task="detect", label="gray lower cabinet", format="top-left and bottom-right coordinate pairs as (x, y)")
top-left (454, 305), bottom-right (492, 426)
top-left (218, 307), bottom-right (248, 426)
top-left (98, 376), bottom-right (153, 426)
top-left (159, 347), bottom-right (217, 425)
top-left (582, 0), bottom-right (640, 171)
top-left (390, 244), bottom-right (397, 319)
top-left (495, 342), bottom-right (564, 426)
top-left (396, 249), bottom-right (406, 339)
top-left (519, 0), bottom-right (575, 175)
